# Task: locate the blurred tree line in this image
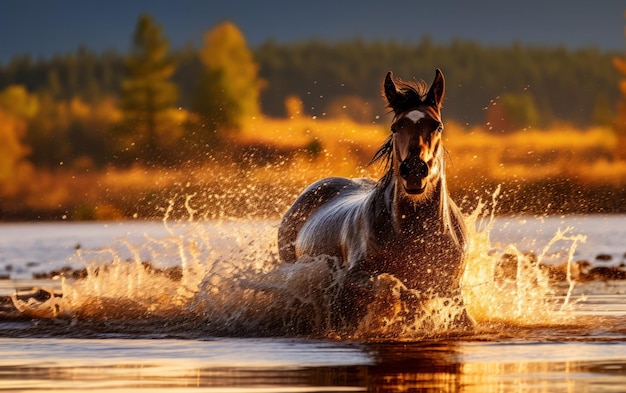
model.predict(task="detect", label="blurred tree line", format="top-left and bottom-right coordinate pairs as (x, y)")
top-left (0, 15), bottom-right (262, 174)
top-left (0, 15), bottom-right (621, 175)
top-left (255, 38), bottom-right (619, 129)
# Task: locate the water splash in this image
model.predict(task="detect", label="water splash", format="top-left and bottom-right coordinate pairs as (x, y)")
top-left (10, 191), bottom-right (588, 340)
top-left (462, 195), bottom-right (586, 327)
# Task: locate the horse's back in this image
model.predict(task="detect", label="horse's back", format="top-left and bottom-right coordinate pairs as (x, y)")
top-left (278, 177), bottom-right (375, 262)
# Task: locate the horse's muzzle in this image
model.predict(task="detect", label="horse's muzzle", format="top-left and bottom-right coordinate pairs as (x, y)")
top-left (399, 156), bottom-right (429, 194)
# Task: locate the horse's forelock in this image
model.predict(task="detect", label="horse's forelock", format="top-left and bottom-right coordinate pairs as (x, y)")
top-left (384, 78), bottom-right (429, 115)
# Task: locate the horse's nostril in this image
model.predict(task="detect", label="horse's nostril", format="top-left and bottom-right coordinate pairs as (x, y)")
top-left (416, 160), bottom-right (428, 178)
top-left (399, 160), bottom-right (410, 179)
top-left (399, 157), bottom-right (428, 179)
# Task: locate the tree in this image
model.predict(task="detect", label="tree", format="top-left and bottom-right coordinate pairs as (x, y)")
top-left (612, 10), bottom-right (626, 161)
top-left (0, 85), bottom-right (37, 186)
top-left (192, 21), bottom-right (262, 133)
top-left (613, 56), bottom-right (626, 160)
top-left (119, 14), bottom-right (179, 164)
top-left (0, 85), bottom-right (38, 118)
top-left (486, 92), bottom-right (541, 132)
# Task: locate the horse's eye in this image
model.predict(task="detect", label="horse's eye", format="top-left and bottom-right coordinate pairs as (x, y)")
top-left (437, 125), bottom-right (444, 133)
top-left (391, 124), bottom-right (398, 133)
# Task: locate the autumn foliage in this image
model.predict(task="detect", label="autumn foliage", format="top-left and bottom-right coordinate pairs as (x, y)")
top-left (0, 16), bottom-right (625, 220)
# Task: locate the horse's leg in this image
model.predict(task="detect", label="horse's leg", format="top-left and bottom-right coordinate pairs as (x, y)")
top-left (332, 266), bottom-right (374, 329)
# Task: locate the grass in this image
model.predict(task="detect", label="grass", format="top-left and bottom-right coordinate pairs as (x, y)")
top-left (1, 114), bottom-right (625, 221)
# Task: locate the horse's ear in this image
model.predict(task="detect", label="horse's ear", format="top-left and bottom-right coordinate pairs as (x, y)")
top-left (425, 69), bottom-right (445, 109)
top-left (383, 71), bottom-right (399, 108)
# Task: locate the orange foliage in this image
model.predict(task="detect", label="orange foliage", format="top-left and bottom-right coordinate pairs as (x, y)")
top-left (0, 110), bottom-right (32, 185)
top-left (1, 112), bottom-right (625, 220)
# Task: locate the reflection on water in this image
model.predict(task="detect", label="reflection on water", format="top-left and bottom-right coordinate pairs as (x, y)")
top-left (460, 357), bottom-right (626, 393)
top-left (3, 338), bottom-right (626, 392)
top-left (0, 338), bottom-right (372, 392)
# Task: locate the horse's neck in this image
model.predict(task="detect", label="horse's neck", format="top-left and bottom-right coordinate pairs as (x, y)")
top-left (389, 176), bottom-right (448, 234)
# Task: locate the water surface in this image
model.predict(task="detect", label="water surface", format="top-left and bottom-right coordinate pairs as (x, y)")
top-left (1, 215), bottom-right (625, 391)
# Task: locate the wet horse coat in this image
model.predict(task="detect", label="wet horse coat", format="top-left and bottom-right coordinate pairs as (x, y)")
top-left (278, 70), bottom-right (469, 327)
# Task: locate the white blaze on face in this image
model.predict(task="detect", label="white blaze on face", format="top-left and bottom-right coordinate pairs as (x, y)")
top-left (405, 110), bottom-right (425, 124)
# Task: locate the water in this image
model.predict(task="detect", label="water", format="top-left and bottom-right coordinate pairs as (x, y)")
top-left (1, 214), bottom-right (626, 391)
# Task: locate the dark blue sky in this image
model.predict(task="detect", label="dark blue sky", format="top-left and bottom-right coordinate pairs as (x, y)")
top-left (0, 0), bottom-right (624, 64)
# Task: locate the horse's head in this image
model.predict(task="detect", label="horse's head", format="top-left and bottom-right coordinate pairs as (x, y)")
top-left (384, 69), bottom-right (445, 197)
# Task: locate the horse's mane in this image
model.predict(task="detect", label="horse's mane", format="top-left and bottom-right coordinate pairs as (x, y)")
top-left (369, 135), bottom-right (393, 186)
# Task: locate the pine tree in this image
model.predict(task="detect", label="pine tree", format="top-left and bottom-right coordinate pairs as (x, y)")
top-left (119, 14), bottom-right (178, 164)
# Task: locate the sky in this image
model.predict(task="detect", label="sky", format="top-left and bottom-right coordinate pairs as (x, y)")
top-left (0, 0), bottom-right (624, 64)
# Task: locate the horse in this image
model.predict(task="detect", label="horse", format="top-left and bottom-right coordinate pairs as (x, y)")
top-left (277, 69), bottom-right (471, 329)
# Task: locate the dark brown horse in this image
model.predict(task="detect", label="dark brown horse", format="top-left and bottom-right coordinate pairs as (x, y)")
top-left (278, 69), bottom-right (470, 328)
